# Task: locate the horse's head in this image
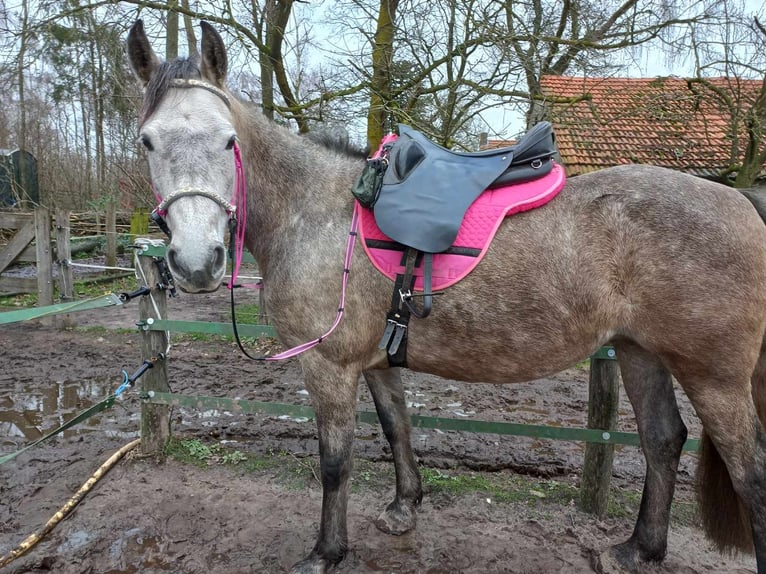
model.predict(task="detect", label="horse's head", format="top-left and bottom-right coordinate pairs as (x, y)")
top-left (128, 20), bottom-right (237, 293)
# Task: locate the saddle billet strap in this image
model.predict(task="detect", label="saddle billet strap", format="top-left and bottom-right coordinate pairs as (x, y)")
top-left (400, 249), bottom-right (433, 319)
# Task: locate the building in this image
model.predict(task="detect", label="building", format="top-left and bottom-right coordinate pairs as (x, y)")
top-left (0, 149), bottom-right (39, 206)
top-left (538, 75), bottom-right (766, 186)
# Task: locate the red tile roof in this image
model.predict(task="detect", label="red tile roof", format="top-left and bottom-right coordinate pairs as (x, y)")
top-left (484, 138), bottom-right (517, 150)
top-left (539, 75), bottom-right (765, 180)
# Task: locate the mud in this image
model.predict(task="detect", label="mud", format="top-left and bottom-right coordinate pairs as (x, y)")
top-left (0, 286), bottom-right (757, 573)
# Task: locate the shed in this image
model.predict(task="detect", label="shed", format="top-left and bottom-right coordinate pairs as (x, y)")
top-left (0, 148), bottom-right (39, 206)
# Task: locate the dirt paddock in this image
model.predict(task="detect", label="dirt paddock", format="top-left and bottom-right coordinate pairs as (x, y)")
top-left (0, 286), bottom-right (757, 573)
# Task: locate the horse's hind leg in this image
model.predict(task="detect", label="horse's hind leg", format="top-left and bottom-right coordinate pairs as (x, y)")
top-left (597, 341), bottom-right (687, 573)
top-left (689, 351), bottom-right (766, 573)
top-left (363, 368), bottom-right (422, 534)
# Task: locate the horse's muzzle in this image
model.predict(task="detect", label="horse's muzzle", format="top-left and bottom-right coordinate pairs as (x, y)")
top-left (166, 243), bottom-right (227, 293)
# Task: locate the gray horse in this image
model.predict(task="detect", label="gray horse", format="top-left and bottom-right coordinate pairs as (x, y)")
top-left (128, 20), bottom-right (766, 574)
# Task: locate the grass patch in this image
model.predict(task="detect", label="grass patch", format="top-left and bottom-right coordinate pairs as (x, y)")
top-left (0, 274), bottom-right (138, 309)
top-left (231, 303), bottom-right (261, 325)
top-left (421, 467), bottom-right (579, 506)
top-left (166, 437), bottom-right (269, 469)
top-left (73, 275), bottom-right (137, 299)
top-left (164, 438), bottom-right (317, 487)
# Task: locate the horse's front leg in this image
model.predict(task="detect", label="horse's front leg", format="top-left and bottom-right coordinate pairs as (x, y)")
top-left (364, 368), bottom-right (422, 534)
top-left (290, 356), bottom-right (360, 574)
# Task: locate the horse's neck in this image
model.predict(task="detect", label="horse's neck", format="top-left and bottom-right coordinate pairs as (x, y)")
top-left (235, 112), bottom-right (359, 276)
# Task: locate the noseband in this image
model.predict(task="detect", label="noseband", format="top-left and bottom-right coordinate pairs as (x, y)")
top-left (155, 187), bottom-right (236, 217)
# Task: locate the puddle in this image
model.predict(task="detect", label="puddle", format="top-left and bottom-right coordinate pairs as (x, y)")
top-left (104, 528), bottom-right (176, 573)
top-left (0, 378), bottom-right (138, 448)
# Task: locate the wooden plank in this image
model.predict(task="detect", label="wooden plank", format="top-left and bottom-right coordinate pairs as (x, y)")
top-left (0, 212), bottom-right (33, 229)
top-left (34, 207), bottom-right (54, 308)
top-left (0, 275), bottom-right (36, 294)
top-left (0, 219), bottom-right (35, 273)
top-left (580, 356), bottom-right (621, 517)
top-left (15, 244), bottom-right (36, 263)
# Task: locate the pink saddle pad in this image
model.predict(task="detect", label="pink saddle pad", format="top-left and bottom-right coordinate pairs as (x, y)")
top-left (358, 162), bottom-right (566, 291)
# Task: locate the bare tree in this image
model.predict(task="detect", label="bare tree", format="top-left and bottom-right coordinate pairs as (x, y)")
top-left (682, 9), bottom-right (766, 187)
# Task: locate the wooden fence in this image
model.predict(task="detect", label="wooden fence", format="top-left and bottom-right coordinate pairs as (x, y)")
top-left (0, 209), bottom-right (53, 303)
top-left (0, 208), bottom-right (153, 299)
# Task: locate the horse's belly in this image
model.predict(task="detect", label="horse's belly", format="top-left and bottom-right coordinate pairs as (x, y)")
top-left (403, 307), bottom-right (609, 384)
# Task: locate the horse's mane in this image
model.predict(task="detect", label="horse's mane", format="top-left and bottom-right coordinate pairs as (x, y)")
top-left (304, 129), bottom-right (369, 160)
top-left (140, 56), bottom-right (202, 126)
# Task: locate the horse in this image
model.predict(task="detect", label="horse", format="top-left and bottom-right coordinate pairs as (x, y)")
top-left (127, 20), bottom-right (766, 574)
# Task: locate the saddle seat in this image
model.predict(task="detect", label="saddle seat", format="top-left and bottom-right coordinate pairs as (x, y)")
top-left (373, 122), bottom-right (557, 253)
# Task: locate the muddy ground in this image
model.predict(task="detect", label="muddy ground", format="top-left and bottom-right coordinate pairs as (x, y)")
top-left (0, 283), bottom-right (757, 573)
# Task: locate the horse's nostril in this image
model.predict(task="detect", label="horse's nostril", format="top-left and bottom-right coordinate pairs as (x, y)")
top-left (167, 247), bottom-right (181, 273)
top-left (212, 245), bottom-right (226, 270)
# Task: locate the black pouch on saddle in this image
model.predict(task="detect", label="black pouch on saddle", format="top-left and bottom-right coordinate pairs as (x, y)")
top-left (351, 157), bottom-right (388, 208)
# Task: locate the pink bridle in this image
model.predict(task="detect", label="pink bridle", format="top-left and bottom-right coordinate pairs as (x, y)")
top-left (149, 79), bottom-right (359, 361)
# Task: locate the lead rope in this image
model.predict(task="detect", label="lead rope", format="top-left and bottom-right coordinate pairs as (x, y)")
top-left (229, 205), bottom-right (359, 361)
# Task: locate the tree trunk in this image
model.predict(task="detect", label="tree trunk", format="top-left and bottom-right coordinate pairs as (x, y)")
top-left (182, 0), bottom-right (198, 57)
top-left (733, 76), bottom-right (766, 188)
top-left (167, 4), bottom-right (179, 60)
top-left (16, 0), bottom-right (29, 204)
top-left (367, 0), bottom-right (400, 151)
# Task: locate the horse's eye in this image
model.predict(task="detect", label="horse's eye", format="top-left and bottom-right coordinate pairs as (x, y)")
top-left (138, 134), bottom-right (154, 151)
top-left (226, 135), bottom-right (237, 150)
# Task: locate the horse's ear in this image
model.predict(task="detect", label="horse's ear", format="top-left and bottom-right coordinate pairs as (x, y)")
top-left (199, 21), bottom-right (227, 87)
top-left (127, 20), bottom-right (160, 86)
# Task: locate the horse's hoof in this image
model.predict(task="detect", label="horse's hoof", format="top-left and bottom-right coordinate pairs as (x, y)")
top-left (374, 500), bottom-right (417, 535)
top-left (289, 556), bottom-right (329, 574)
top-left (591, 542), bottom-right (639, 574)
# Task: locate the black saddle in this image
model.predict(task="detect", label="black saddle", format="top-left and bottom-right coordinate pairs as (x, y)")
top-left (373, 121), bottom-right (556, 254)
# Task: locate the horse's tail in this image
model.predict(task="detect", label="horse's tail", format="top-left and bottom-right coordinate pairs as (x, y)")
top-left (697, 188), bottom-right (766, 554)
top-left (697, 432), bottom-right (753, 553)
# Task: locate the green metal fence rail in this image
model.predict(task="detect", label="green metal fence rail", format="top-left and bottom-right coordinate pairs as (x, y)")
top-left (0, 294), bottom-right (124, 325)
top-left (142, 391), bottom-right (700, 452)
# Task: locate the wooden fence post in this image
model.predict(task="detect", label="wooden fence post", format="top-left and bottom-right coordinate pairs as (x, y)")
top-left (106, 201), bottom-right (117, 268)
top-left (55, 210), bottom-right (74, 329)
top-left (136, 240), bottom-right (171, 457)
top-left (580, 348), bottom-right (620, 517)
top-left (34, 207), bottom-right (53, 309)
